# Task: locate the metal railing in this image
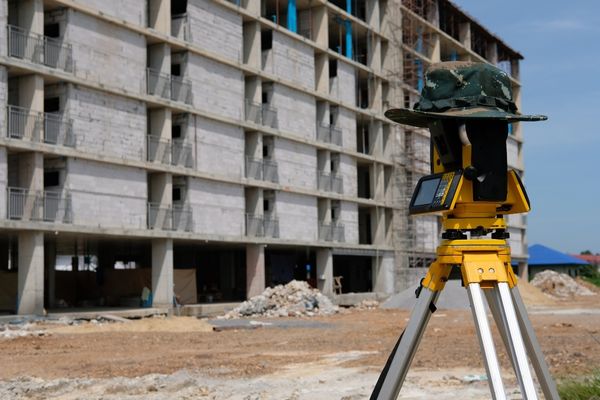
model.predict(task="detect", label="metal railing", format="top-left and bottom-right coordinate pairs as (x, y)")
top-left (245, 156), bottom-right (263, 180)
top-left (7, 187), bottom-right (72, 223)
top-left (316, 124), bottom-right (343, 146)
top-left (147, 68), bottom-right (193, 105)
top-left (317, 172), bottom-right (343, 194)
top-left (264, 213), bottom-right (280, 238)
top-left (147, 202), bottom-right (192, 231)
top-left (147, 135), bottom-right (171, 164)
top-left (244, 100), bottom-right (278, 128)
top-left (319, 221), bottom-right (345, 242)
top-left (171, 139), bottom-right (193, 168)
top-left (263, 159), bottom-right (279, 183)
top-left (245, 213), bottom-right (264, 237)
top-left (331, 173), bottom-right (343, 194)
top-left (261, 104), bottom-right (278, 128)
top-left (7, 25), bottom-right (73, 72)
top-left (7, 106), bottom-right (75, 147)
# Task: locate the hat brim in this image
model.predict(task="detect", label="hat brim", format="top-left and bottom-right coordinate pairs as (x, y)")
top-left (384, 107), bottom-right (548, 128)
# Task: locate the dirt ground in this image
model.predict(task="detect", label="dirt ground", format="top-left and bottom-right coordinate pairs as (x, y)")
top-left (0, 296), bottom-right (599, 399)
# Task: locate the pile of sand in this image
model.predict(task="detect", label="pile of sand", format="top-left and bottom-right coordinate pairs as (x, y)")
top-left (531, 270), bottom-right (596, 298)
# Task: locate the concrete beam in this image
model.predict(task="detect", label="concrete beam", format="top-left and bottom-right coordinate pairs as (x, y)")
top-left (373, 253), bottom-right (394, 294)
top-left (151, 238), bottom-right (174, 307)
top-left (17, 231), bottom-right (44, 314)
top-left (18, 0), bottom-right (44, 34)
top-left (246, 244), bottom-right (265, 298)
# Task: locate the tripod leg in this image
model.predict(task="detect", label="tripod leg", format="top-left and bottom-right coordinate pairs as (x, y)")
top-left (370, 286), bottom-right (440, 400)
top-left (485, 287), bottom-right (528, 397)
top-left (496, 282), bottom-right (539, 399)
top-left (467, 283), bottom-right (507, 400)
top-left (510, 286), bottom-right (560, 400)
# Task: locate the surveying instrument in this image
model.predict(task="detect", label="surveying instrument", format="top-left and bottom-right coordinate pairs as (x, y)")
top-left (371, 62), bottom-right (559, 399)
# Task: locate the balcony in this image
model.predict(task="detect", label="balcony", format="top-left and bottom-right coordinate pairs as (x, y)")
top-left (317, 172), bottom-right (343, 194)
top-left (147, 136), bottom-right (193, 167)
top-left (244, 100), bottom-right (278, 128)
top-left (147, 203), bottom-right (193, 231)
top-left (146, 68), bottom-right (192, 105)
top-left (245, 157), bottom-right (279, 183)
top-left (7, 25), bottom-right (73, 72)
top-left (319, 222), bottom-right (345, 242)
top-left (171, 139), bottom-right (193, 168)
top-left (317, 124), bottom-right (343, 146)
top-left (246, 213), bottom-right (279, 238)
top-left (7, 187), bottom-right (72, 223)
top-left (7, 106), bottom-right (75, 147)
top-left (171, 14), bottom-right (190, 41)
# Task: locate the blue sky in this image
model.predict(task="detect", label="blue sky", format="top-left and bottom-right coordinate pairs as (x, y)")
top-left (451, 1), bottom-right (600, 254)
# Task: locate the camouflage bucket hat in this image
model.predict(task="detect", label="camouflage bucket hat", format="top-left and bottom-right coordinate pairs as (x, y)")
top-left (385, 61), bottom-right (547, 127)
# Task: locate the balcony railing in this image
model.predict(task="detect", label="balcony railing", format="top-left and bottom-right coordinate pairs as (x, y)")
top-left (317, 172), bottom-right (343, 194)
top-left (245, 213), bottom-right (280, 238)
top-left (319, 222), bottom-right (345, 242)
top-left (317, 124), bottom-right (343, 146)
top-left (263, 159), bottom-right (279, 183)
top-left (147, 202), bottom-right (193, 231)
top-left (264, 213), bottom-right (280, 238)
top-left (147, 68), bottom-right (192, 105)
top-left (245, 156), bottom-right (263, 180)
top-left (172, 139), bottom-right (193, 167)
top-left (7, 187), bottom-right (72, 223)
top-left (7, 25), bottom-right (73, 72)
top-left (244, 100), bottom-right (278, 128)
top-left (7, 106), bottom-right (75, 147)
top-left (147, 135), bottom-right (171, 164)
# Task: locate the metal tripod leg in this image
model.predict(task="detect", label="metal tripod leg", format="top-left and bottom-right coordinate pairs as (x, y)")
top-left (511, 286), bottom-right (560, 400)
top-left (370, 286), bottom-right (440, 400)
top-left (496, 282), bottom-right (539, 399)
top-left (466, 283), bottom-right (506, 400)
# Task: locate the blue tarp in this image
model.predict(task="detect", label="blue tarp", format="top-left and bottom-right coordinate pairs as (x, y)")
top-left (527, 244), bottom-right (589, 266)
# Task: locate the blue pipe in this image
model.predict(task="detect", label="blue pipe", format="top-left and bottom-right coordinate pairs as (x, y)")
top-left (345, 20), bottom-right (353, 59)
top-left (287, 0), bottom-right (297, 33)
top-left (416, 27), bottom-right (424, 91)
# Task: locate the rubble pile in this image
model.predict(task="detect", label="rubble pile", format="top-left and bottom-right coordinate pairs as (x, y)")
top-left (352, 299), bottom-right (380, 310)
top-left (531, 270), bottom-right (596, 298)
top-left (223, 280), bottom-right (339, 318)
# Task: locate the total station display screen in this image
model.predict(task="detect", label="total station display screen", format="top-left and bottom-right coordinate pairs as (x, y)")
top-left (413, 178), bottom-right (441, 206)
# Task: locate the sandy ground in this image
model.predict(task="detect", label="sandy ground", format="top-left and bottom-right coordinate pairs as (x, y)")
top-left (0, 294), bottom-right (599, 399)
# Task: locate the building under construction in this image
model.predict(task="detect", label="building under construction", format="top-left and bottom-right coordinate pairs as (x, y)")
top-left (0, 0), bottom-right (527, 315)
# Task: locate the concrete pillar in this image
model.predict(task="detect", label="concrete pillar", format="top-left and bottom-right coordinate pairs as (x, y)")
top-left (317, 248), bottom-right (333, 296)
top-left (459, 22), bottom-right (471, 51)
top-left (148, 0), bottom-right (171, 34)
top-left (314, 53), bottom-right (329, 94)
top-left (368, 36), bottom-right (381, 72)
top-left (244, 76), bottom-right (262, 104)
top-left (147, 43), bottom-right (171, 74)
top-left (373, 253), bottom-right (394, 294)
top-left (366, 0), bottom-right (380, 30)
top-left (487, 42), bottom-right (498, 65)
top-left (18, 74), bottom-right (44, 111)
top-left (246, 244), bottom-right (265, 298)
top-left (243, 22), bottom-right (261, 68)
top-left (518, 261), bottom-right (529, 281)
top-left (151, 238), bottom-right (173, 307)
top-left (245, 0), bottom-right (261, 15)
top-left (18, 0), bottom-right (44, 34)
top-left (311, 6), bottom-right (328, 48)
top-left (17, 231), bottom-right (44, 314)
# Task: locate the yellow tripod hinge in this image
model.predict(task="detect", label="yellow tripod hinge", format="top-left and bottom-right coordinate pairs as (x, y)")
top-left (421, 261), bottom-right (452, 292)
top-left (461, 251), bottom-right (518, 289)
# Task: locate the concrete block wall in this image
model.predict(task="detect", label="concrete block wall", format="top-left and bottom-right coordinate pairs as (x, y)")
top-left (508, 227), bottom-right (525, 256)
top-left (187, 0), bottom-right (243, 62)
top-left (274, 138), bottom-right (316, 190)
top-left (270, 84), bottom-right (315, 140)
top-left (65, 10), bottom-right (146, 94)
top-left (339, 154), bottom-right (357, 197)
top-left (331, 59), bottom-right (356, 105)
top-left (194, 116), bottom-right (244, 179)
top-left (187, 178), bottom-right (245, 236)
top-left (414, 215), bottom-right (439, 252)
top-left (507, 138), bottom-right (519, 169)
top-left (187, 53), bottom-right (244, 120)
top-left (64, 85), bottom-right (146, 160)
top-left (66, 159), bottom-right (147, 228)
top-left (340, 201), bottom-right (359, 244)
top-left (263, 31), bottom-right (314, 89)
top-left (276, 192), bottom-right (318, 241)
top-left (76, 0), bottom-right (147, 26)
top-left (337, 107), bottom-right (357, 151)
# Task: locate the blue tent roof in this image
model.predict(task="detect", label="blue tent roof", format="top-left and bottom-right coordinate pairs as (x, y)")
top-left (527, 244), bottom-right (590, 266)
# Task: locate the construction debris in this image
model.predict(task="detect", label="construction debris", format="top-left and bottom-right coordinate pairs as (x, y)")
top-left (222, 280), bottom-right (338, 318)
top-left (531, 270), bottom-right (596, 298)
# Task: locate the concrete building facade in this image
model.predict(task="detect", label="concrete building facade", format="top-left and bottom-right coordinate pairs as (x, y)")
top-left (0, 0), bottom-right (527, 315)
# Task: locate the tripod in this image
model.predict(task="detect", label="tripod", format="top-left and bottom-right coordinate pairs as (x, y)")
top-left (370, 238), bottom-right (560, 400)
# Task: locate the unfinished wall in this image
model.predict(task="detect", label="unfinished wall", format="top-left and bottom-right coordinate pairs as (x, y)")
top-left (270, 84), bottom-right (315, 140)
top-left (331, 60), bottom-right (356, 105)
top-left (340, 201), bottom-right (359, 244)
top-left (507, 138), bottom-right (519, 169)
top-left (188, 178), bottom-right (245, 237)
top-left (337, 107), bottom-right (357, 151)
top-left (187, 0), bottom-right (243, 62)
top-left (75, 0), bottom-right (146, 25)
top-left (187, 53), bottom-right (244, 120)
top-left (508, 227), bottom-right (525, 257)
top-left (263, 31), bottom-right (315, 89)
top-left (195, 116), bottom-right (244, 179)
top-left (66, 10), bottom-right (146, 94)
top-left (276, 192), bottom-right (318, 241)
top-left (414, 215), bottom-right (439, 252)
top-left (274, 138), bottom-right (316, 190)
top-left (63, 85), bottom-right (146, 160)
top-left (339, 154), bottom-right (357, 197)
top-left (66, 159), bottom-right (147, 228)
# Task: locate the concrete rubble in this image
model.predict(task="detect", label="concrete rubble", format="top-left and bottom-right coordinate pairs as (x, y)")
top-left (222, 280), bottom-right (338, 318)
top-left (531, 270), bottom-right (596, 298)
